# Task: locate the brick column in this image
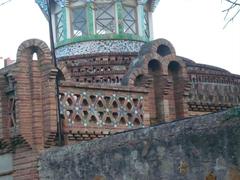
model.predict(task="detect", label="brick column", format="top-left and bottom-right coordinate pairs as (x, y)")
top-left (14, 39), bottom-right (58, 150)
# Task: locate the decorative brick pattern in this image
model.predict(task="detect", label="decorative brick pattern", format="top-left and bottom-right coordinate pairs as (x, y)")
top-left (186, 59), bottom-right (240, 113)
top-left (59, 83), bottom-right (147, 137)
top-left (60, 90), bottom-right (144, 128)
top-left (59, 54), bottom-right (137, 84)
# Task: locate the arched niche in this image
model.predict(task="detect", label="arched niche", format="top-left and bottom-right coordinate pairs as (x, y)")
top-left (134, 75), bottom-right (144, 87)
top-left (157, 45), bottom-right (172, 57)
top-left (168, 61), bottom-right (181, 73)
top-left (148, 59), bottom-right (160, 74)
top-left (168, 61), bottom-right (184, 119)
top-left (16, 39), bottom-right (52, 66)
top-left (58, 69), bottom-right (66, 81)
top-left (147, 59), bottom-right (163, 123)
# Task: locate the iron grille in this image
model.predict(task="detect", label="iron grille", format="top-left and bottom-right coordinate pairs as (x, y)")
top-left (122, 5), bottom-right (137, 34)
top-left (71, 7), bottom-right (87, 37)
top-left (144, 10), bottom-right (150, 38)
top-left (95, 3), bottom-right (116, 34)
top-left (56, 11), bottom-right (64, 42)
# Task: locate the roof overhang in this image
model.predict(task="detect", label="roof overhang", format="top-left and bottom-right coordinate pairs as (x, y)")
top-left (149, 0), bottom-right (160, 12)
top-left (35, 0), bottom-right (65, 18)
top-left (35, 0), bottom-right (160, 17)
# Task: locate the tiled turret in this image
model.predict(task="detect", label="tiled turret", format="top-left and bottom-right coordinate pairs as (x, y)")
top-left (36, 0), bottom-right (160, 58)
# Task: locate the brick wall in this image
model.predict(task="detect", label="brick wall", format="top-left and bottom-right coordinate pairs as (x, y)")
top-left (0, 39), bottom-right (58, 179)
top-left (12, 145), bottom-right (38, 180)
top-left (0, 67), bottom-right (12, 141)
top-left (186, 60), bottom-right (240, 114)
top-left (59, 54), bottom-right (137, 84)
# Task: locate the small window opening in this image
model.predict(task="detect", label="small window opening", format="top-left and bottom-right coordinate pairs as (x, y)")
top-left (32, 52), bottom-right (38, 61)
top-left (157, 45), bottom-right (171, 57)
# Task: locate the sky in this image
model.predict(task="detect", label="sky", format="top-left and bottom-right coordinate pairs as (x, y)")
top-left (0, 0), bottom-right (239, 74)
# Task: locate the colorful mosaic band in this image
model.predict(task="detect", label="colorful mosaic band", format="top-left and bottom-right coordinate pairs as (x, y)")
top-left (56, 40), bottom-right (145, 58)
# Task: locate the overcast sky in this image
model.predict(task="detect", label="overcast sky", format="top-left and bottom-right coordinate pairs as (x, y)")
top-left (0, 0), bottom-right (239, 74)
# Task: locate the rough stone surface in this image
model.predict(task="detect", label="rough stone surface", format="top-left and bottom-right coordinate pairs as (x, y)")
top-left (39, 109), bottom-right (240, 180)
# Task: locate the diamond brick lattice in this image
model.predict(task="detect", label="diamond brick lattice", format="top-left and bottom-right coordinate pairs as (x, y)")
top-left (60, 91), bottom-right (144, 130)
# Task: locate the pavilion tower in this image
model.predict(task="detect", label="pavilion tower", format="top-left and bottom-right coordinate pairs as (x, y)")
top-left (36, 0), bottom-right (160, 84)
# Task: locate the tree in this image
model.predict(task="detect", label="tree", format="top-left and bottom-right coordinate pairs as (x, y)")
top-left (223, 0), bottom-right (240, 28)
top-left (0, 0), bottom-right (12, 7)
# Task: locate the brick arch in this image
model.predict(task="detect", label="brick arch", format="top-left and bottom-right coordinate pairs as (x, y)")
top-left (151, 38), bottom-right (176, 56)
top-left (139, 38), bottom-right (176, 57)
top-left (142, 52), bottom-right (169, 75)
top-left (57, 62), bottom-right (68, 80)
top-left (128, 68), bottom-right (145, 86)
top-left (123, 52), bottom-right (178, 85)
top-left (163, 56), bottom-right (188, 78)
top-left (137, 50), bottom-right (188, 122)
top-left (125, 53), bottom-right (163, 86)
top-left (122, 39), bottom-right (189, 122)
top-left (123, 39), bottom-right (177, 86)
top-left (124, 52), bottom-right (185, 88)
top-left (142, 52), bottom-right (187, 77)
top-left (16, 39), bottom-right (52, 65)
top-left (165, 58), bottom-right (189, 120)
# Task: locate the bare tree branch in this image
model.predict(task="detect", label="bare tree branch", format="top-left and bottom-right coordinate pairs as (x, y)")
top-left (222, 1), bottom-right (237, 13)
top-left (223, 0), bottom-right (240, 28)
top-left (225, 0), bottom-right (240, 6)
top-left (0, 0), bottom-right (12, 7)
top-left (224, 7), bottom-right (240, 28)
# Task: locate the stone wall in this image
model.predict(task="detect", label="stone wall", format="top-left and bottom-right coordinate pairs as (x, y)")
top-left (39, 108), bottom-right (240, 180)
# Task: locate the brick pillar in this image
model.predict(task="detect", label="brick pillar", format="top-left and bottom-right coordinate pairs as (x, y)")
top-left (14, 39), bottom-right (58, 150)
top-left (166, 60), bottom-right (189, 120)
top-left (0, 75), bottom-right (9, 139)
